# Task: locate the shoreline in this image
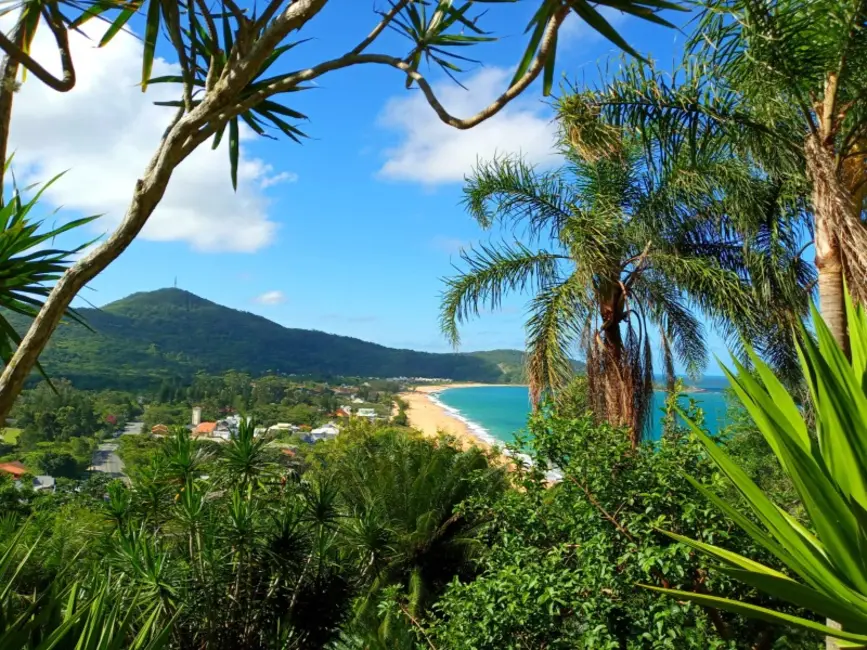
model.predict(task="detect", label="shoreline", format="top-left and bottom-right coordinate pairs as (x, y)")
top-left (399, 383), bottom-right (516, 450)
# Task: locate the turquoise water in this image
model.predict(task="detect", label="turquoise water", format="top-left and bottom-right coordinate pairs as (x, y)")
top-left (435, 379), bottom-right (731, 446)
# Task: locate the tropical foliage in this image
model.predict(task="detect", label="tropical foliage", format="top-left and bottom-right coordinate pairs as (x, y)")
top-left (0, 173), bottom-right (96, 376)
top-left (649, 292), bottom-right (867, 645)
top-left (441, 123), bottom-right (811, 443)
top-left (571, 0), bottom-right (867, 349)
top-left (1, 423), bottom-right (511, 648)
top-left (420, 391), bottom-right (817, 649)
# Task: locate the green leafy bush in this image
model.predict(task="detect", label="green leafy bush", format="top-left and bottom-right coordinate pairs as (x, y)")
top-left (424, 396), bottom-right (820, 649)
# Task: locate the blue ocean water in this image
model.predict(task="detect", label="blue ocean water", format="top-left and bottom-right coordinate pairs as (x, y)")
top-left (435, 378), bottom-right (731, 446)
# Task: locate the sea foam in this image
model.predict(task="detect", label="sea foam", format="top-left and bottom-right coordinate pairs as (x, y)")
top-left (426, 390), bottom-right (561, 481)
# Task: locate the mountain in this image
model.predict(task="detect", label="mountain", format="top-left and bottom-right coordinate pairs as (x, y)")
top-left (8, 289), bottom-right (547, 390)
top-left (468, 349), bottom-right (585, 383)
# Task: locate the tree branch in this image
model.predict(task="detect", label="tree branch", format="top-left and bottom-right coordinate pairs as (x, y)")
top-left (0, 22), bottom-right (24, 205)
top-left (0, 0), bottom-right (568, 421)
top-left (350, 0), bottom-right (411, 56)
top-left (227, 5), bottom-right (568, 131)
top-left (0, 4), bottom-right (75, 92)
top-left (194, 0), bottom-right (222, 92)
top-left (0, 106), bottom-right (206, 418)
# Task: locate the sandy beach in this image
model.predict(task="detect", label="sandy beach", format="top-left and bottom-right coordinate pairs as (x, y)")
top-left (399, 383), bottom-right (510, 450)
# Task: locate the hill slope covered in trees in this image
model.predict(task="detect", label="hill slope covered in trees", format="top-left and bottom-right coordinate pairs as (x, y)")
top-left (9, 289), bottom-right (553, 389)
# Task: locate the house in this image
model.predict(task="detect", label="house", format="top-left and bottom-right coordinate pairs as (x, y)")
top-left (305, 422), bottom-right (339, 443)
top-left (268, 422), bottom-right (300, 434)
top-left (151, 424), bottom-right (169, 435)
top-left (32, 476), bottom-right (55, 492)
top-left (356, 408), bottom-right (378, 420)
top-left (0, 461), bottom-right (28, 479)
top-left (331, 408), bottom-right (350, 418)
top-left (351, 397), bottom-right (364, 404)
top-left (193, 422), bottom-right (217, 438)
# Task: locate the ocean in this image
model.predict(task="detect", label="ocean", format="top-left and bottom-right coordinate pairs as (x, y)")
top-left (434, 378), bottom-right (732, 447)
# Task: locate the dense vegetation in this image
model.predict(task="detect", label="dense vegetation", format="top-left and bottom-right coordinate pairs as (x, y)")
top-left (2, 0), bottom-right (867, 646)
top-left (0, 393), bottom-right (825, 649)
top-left (6, 289), bottom-right (536, 390)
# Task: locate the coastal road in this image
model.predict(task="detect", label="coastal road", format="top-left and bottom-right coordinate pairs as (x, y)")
top-left (91, 442), bottom-right (125, 478)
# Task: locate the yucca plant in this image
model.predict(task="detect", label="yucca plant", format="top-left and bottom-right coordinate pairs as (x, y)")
top-left (647, 292), bottom-right (867, 645)
top-left (0, 524), bottom-right (177, 649)
top-left (0, 170), bottom-right (97, 376)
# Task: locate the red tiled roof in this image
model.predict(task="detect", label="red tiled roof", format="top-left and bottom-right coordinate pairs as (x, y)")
top-left (0, 461), bottom-right (28, 477)
top-left (151, 424), bottom-right (169, 434)
top-left (194, 422), bottom-right (217, 435)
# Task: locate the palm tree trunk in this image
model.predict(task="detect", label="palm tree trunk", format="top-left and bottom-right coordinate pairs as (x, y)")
top-left (808, 138), bottom-right (850, 354)
top-left (807, 136), bottom-right (850, 650)
top-left (601, 318), bottom-right (639, 448)
top-left (815, 190), bottom-right (848, 354)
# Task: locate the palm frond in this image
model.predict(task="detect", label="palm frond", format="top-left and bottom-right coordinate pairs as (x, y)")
top-left (463, 156), bottom-right (579, 243)
top-left (525, 273), bottom-right (588, 403)
top-left (440, 242), bottom-right (567, 347)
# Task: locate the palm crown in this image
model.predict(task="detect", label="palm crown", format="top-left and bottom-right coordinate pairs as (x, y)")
top-left (442, 118), bottom-right (812, 443)
top-left (569, 0), bottom-right (867, 350)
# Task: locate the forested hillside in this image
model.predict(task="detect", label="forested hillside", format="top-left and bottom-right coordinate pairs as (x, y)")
top-left (8, 289), bottom-right (530, 389)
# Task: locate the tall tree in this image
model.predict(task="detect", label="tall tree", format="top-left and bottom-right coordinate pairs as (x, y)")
top-left (441, 120), bottom-right (812, 445)
top-left (0, 0), bottom-right (684, 419)
top-left (573, 0), bottom-right (867, 352)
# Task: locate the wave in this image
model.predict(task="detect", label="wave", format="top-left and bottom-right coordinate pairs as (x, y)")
top-left (427, 390), bottom-right (499, 447)
top-left (428, 390), bottom-right (562, 482)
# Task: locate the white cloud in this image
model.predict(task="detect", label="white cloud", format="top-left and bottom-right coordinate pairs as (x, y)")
top-left (253, 290), bottom-right (287, 305)
top-left (8, 20), bottom-right (296, 252)
top-left (376, 67), bottom-right (558, 185)
top-left (260, 170), bottom-right (299, 189)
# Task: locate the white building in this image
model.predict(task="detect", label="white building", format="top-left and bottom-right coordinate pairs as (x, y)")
top-left (268, 422), bottom-right (300, 434)
top-left (306, 422), bottom-right (339, 443)
top-left (32, 476), bottom-right (56, 492)
top-left (356, 408), bottom-right (377, 420)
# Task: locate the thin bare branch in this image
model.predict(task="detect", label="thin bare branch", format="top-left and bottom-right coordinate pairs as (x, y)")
top-left (0, 22), bottom-right (23, 205)
top-left (253, 0), bottom-right (287, 34)
top-left (0, 4), bottom-right (75, 92)
top-left (350, 0), bottom-right (411, 55)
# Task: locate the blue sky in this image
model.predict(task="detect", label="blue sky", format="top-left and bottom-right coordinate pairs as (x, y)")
top-left (8, 2), bottom-right (730, 373)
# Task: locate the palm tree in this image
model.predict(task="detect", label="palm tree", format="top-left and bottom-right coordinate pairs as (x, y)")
top-left (441, 124), bottom-right (812, 446)
top-left (572, 0), bottom-right (867, 352)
